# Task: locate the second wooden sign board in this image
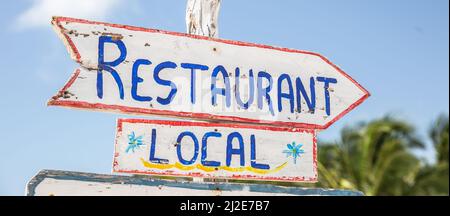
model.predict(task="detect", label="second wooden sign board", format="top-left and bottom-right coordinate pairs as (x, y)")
top-left (113, 119), bottom-right (317, 182)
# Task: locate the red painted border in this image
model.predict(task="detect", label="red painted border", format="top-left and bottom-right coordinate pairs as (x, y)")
top-left (112, 118), bottom-right (318, 182)
top-left (50, 16), bottom-right (370, 130)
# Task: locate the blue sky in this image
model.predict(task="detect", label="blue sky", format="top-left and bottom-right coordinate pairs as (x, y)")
top-left (0, 0), bottom-right (448, 195)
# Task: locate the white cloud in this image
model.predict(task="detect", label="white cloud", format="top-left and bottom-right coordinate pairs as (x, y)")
top-left (16, 0), bottom-right (122, 30)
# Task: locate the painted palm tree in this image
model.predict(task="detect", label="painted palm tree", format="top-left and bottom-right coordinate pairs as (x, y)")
top-left (316, 116), bottom-right (425, 196)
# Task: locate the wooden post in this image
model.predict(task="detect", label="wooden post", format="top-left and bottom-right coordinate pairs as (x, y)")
top-left (186, 0), bottom-right (221, 183)
top-left (186, 0), bottom-right (221, 38)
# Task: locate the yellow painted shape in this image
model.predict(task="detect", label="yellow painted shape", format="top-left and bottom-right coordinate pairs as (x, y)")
top-left (140, 158), bottom-right (287, 175)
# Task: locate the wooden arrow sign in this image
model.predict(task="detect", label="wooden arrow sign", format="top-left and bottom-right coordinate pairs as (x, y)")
top-left (49, 17), bottom-right (369, 130)
top-left (114, 119), bottom-right (317, 182)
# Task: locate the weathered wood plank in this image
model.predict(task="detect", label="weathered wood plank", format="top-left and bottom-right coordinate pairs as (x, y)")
top-left (27, 170), bottom-right (363, 196)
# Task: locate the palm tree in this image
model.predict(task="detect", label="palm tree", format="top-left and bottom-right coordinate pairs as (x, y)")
top-left (317, 116), bottom-right (425, 195)
top-left (430, 115), bottom-right (449, 165)
top-left (406, 115), bottom-right (449, 195)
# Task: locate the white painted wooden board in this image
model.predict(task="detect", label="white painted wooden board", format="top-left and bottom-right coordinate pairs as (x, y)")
top-left (49, 17), bottom-right (369, 130)
top-left (27, 170), bottom-right (364, 196)
top-left (32, 178), bottom-right (293, 196)
top-left (113, 119), bottom-right (316, 182)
